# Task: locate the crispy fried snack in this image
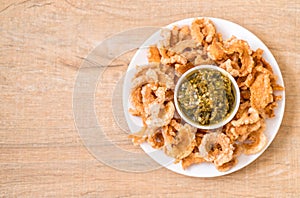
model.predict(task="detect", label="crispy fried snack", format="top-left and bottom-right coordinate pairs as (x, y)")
top-left (242, 123), bottom-right (267, 155)
top-left (250, 73), bottom-right (273, 111)
top-left (148, 46), bottom-right (161, 63)
top-left (231, 107), bottom-right (260, 127)
top-left (129, 64), bottom-right (176, 142)
top-left (217, 158), bottom-right (238, 172)
top-left (219, 59), bottom-right (239, 77)
top-left (182, 153), bottom-right (205, 170)
top-left (191, 18), bottom-right (216, 44)
top-left (128, 18), bottom-right (284, 172)
top-left (198, 132), bottom-right (234, 167)
top-left (157, 21), bottom-right (216, 77)
top-left (148, 129), bottom-right (164, 149)
top-left (207, 40), bottom-right (227, 61)
top-left (163, 123), bottom-right (197, 160)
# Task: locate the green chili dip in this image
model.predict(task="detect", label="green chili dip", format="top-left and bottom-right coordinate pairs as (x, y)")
top-left (177, 68), bottom-right (235, 126)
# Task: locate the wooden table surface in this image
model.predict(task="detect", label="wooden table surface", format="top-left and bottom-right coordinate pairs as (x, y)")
top-left (1, 0), bottom-right (299, 197)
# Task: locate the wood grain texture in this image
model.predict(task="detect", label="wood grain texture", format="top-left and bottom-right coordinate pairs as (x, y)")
top-left (0, 0), bottom-right (299, 197)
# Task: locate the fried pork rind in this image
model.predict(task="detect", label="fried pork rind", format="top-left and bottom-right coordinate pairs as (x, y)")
top-left (128, 17), bottom-right (284, 172)
top-left (242, 123), bottom-right (267, 155)
top-left (145, 101), bottom-right (175, 129)
top-left (129, 87), bottom-right (144, 117)
top-left (178, 25), bottom-right (192, 40)
top-left (191, 18), bottom-right (216, 44)
top-left (225, 39), bottom-right (254, 77)
top-left (181, 152), bottom-right (205, 170)
top-left (198, 132), bottom-right (234, 167)
top-left (227, 119), bottom-right (265, 142)
top-left (161, 54), bottom-right (188, 65)
top-left (128, 127), bottom-right (148, 145)
top-left (169, 39), bottom-right (197, 54)
top-left (157, 19), bottom-right (216, 77)
top-left (250, 73), bottom-right (273, 111)
top-left (132, 63), bottom-right (175, 90)
top-left (163, 123), bottom-right (197, 160)
top-left (207, 40), bottom-right (227, 61)
top-left (231, 107), bottom-right (260, 127)
top-left (219, 59), bottom-right (239, 77)
top-left (216, 157), bottom-right (238, 172)
top-left (208, 36), bottom-right (254, 77)
top-left (148, 46), bottom-right (161, 63)
top-left (263, 101), bottom-right (278, 118)
top-left (174, 62), bottom-right (195, 76)
top-left (129, 64), bottom-right (176, 144)
top-left (148, 129), bottom-right (164, 149)
top-left (216, 143), bottom-right (243, 172)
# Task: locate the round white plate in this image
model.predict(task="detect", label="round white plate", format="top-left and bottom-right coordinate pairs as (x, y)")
top-left (123, 17), bottom-right (285, 177)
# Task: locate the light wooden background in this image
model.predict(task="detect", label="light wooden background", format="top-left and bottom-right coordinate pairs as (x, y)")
top-left (1, 0), bottom-right (299, 197)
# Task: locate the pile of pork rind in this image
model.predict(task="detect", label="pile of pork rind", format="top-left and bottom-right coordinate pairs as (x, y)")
top-left (128, 18), bottom-right (284, 172)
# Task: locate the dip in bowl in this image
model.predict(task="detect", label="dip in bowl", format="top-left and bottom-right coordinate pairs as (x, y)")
top-left (174, 65), bottom-right (240, 129)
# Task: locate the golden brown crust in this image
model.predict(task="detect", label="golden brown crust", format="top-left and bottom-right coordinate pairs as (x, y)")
top-left (148, 46), bottom-right (161, 63)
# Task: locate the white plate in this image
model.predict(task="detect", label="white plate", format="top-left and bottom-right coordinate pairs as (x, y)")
top-left (123, 17), bottom-right (285, 177)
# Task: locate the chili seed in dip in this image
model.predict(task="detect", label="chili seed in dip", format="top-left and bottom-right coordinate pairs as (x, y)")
top-left (177, 68), bottom-right (235, 126)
